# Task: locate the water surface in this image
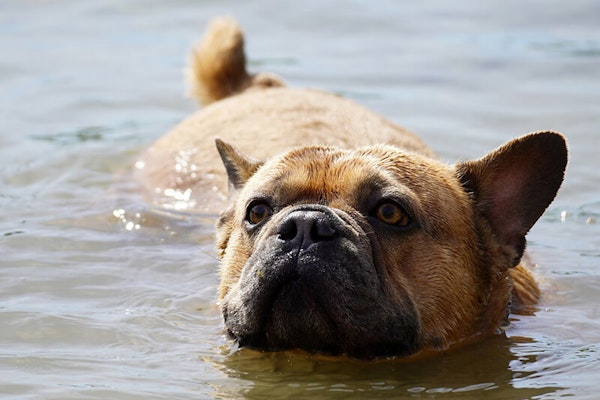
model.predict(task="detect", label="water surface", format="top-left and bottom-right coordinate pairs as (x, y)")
top-left (1, 1), bottom-right (599, 398)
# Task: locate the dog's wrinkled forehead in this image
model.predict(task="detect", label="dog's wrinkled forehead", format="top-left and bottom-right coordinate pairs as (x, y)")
top-left (270, 147), bottom-right (384, 202)
top-left (241, 145), bottom-right (462, 212)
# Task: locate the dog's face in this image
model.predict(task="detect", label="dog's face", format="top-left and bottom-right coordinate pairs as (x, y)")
top-left (215, 133), bottom-right (566, 359)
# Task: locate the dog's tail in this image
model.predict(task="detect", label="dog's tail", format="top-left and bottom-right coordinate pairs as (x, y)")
top-left (187, 17), bottom-right (285, 106)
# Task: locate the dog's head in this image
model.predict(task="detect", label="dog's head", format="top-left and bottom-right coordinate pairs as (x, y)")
top-left (214, 132), bottom-right (567, 359)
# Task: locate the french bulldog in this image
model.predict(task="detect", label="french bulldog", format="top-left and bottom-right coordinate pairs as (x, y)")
top-left (136, 17), bottom-right (567, 359)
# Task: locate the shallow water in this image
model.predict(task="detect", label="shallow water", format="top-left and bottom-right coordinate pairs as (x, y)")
top-left (1, 1), bottom-right (599, 398)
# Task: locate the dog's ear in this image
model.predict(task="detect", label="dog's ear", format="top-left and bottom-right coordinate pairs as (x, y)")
top-left (456, 131), bottom-right (567, 266)
top-left (215, 138), bottom-right (263, 191)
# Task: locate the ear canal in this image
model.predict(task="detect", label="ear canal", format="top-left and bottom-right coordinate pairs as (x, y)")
top-left (457, 131), bottom-right (568, 266)
top-left (215, 138), bottom-right (263, 191)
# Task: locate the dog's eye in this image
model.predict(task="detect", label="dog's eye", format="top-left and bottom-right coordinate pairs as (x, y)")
top-left (375, 202), bottom-right (411, 227)
top-left (246, 202), bottom-right (273, 225)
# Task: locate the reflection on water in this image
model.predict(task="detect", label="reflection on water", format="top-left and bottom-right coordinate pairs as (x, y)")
top-left (210, 335), bottom-right (561, 399)
top-left (1, 0), bottom-right (599, 398)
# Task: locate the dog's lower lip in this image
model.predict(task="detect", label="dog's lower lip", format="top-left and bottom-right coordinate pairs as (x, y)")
top-left (263, 277), bottom-right (337, 340)
top-left (268, 278), bottom-right (319, 315)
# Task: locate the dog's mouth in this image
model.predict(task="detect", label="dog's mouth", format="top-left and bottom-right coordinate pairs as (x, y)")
top-left (226, 266), bottom-right (420, 359)
top-left (260, 277), bottom-right (341, 353)
top-left (224, 245), bottom-right (345, 354)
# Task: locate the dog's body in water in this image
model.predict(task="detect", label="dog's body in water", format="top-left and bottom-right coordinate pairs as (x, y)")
top-left (136, 18), bottom-right (567, 359)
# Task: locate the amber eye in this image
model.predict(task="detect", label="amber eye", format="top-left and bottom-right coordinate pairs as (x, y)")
top-left (375, 202), bottom-right (411, 227)
top-left (246, 202), bottom-right (273, 225)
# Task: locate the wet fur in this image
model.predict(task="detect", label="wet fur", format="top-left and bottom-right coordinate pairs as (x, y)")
top-left (136, 17), bottom-right (567, 358)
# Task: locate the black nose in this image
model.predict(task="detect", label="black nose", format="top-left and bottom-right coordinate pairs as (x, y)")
top-left (277, 210), bottom-right (337, 250)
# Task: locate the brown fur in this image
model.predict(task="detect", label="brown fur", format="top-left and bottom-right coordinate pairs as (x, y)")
top-left (187, 16), bottom-right (284, 105)
top-left (136, 18), bottom-right (567, 359)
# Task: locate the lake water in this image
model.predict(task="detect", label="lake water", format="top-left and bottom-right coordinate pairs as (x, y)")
top-left (1, 1), bottom-right (599, 398)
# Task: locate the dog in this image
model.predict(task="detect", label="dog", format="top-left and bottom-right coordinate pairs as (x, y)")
top-left (136, 17), bottom-right (568, 359)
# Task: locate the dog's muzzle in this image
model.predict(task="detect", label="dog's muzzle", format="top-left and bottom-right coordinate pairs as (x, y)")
top-left (222, 204), bottom-right (420, 359)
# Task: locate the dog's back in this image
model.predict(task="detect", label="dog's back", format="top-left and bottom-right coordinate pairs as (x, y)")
top-left (136, 18), bottom-right (431, 213)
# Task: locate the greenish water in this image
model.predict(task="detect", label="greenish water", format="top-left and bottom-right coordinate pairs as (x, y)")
top-left (1, 1), bottom-right (599, 398)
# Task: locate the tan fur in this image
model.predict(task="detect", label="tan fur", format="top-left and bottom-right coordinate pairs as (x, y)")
top-left (187, 16), bottom-right (284, 105)
top-left (509, 263), bottom-right (541, 314)
top-left (137, 88), bottom-right (433, 213)
top-left (137, 18), bottom-right (566, 359)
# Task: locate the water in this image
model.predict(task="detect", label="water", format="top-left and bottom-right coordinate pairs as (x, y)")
top-left (1, 0), bottom-right (599, 398)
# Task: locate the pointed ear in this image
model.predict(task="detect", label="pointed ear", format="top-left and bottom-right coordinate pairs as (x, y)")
top-left (215, 138), bottom-right (263, 192)
top-left (456, 131), bottom-right (567, 266)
